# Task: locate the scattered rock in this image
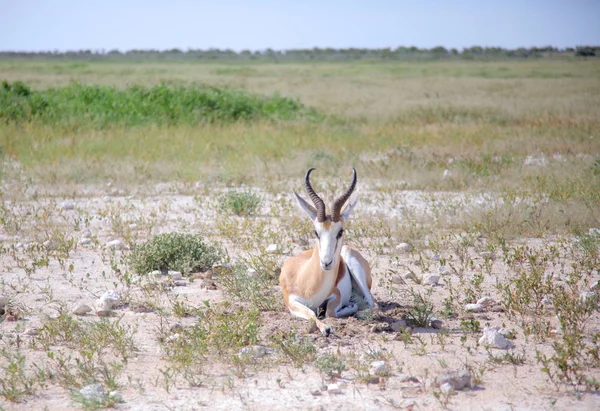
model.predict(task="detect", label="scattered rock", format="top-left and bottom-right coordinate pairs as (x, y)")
top-left (108, 391), bottom-right (124, 403)
top-left (465, 303), bottom-right (483, 313)
top-left (266, 244), bottom-right (279, 254)
top-left (0, 296), bottom-right (7, 307)
top-left (479, 326), bottom-right (511, 349)
top-left (396, 242), bottom-right (412, 253)
top-left (239, 345), bottom-right (274, 359)
top-left (588, 228), bottom-right (600, 236)
top-left (370, 360), bottom-right (391, 377)
top-left (391, 319), bottom-right (408, 332)
top-left (422, 273), bottom-right (440, 285)
top-left (82, 228), bottom-right (92, 238)
top-left (99, 290), bottom-right (121, 309)
top-left (371, 323), bottom-right (391, 333)
top-left (523, 155), bottom-right (547, 167)
top-left (173, 280), bottom-right (189, 287)
top-left (72, 303), bottom-right (93, 316)
top-left (436, 369), bottom-right (472, 390)
top-left (326, 383), bottom-right (342, 394)
top-left (438, 265), bottom-right (448, 275)
top-left (42, 240), bottom-right (56, 250)
top-left (431, 253), bottom-right (441, 261)
top-left (105, 239), bottom-right (122, 250)
top-left (440, 382), bottom-right (455, 394)
top-left (246, 268), bottom-right (259, 278)
top-left (79, 237), bottom-right (92, 245)
top-left (15, 242), bottom-right (25, 249)
top-left (79, 384), bottom-right (105, 402)
top-left (550, 329), bottom-right (563, 335)
top-left (442, 169), bottom-right (452, 179)
top-left (128, 223), bottom-right (138, 230)
top-left (480, 251), bottom-right (496, 260)
top-left (476, 297), bottom-right (496, 307)
top-left (23, 327), bottom-right (39, 336)
top-left (59, 201), bottom-right (75, 211)
top-left (430, 318), bottom-right (444, 329)
top-left (498, 328), bottom-right (515, 339)
top-left (397, 374), bottom-right (419, 383)
top-left (310, 389), bottom-right (322, 396)
top-left (168, 271), bottom-right (183, 281)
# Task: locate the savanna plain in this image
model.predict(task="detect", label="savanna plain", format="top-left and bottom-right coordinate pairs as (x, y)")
top-left (0, 58), bottom-right (600, 410)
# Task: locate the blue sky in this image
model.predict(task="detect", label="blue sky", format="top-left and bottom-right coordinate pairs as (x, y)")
top-left (1, 0), bottom-right (599, 51)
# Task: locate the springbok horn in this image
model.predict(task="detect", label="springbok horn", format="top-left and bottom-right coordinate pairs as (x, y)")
top-left (305, 168), bottom-right (326, 222)
top-left (331, 168), bottom-right (357, 222)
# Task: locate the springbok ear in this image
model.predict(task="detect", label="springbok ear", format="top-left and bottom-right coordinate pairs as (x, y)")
top-left (341, 195), bottom-right (358, 224)
top-left (293, 191), bottom-right (317, 221)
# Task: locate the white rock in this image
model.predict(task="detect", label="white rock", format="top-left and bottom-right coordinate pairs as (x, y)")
top-left (397, 374), bottom-right (419, 383)
top-left (327, 383), bottom-right (342, 394)
top-left (23, 327), bottom-right (39, 336)
top-left (82, 228), bottom-right (92, 237)
top-left (431, 253), bottom-right (441, 261)
top-left (523, 155), bottom-right (547, 167)
top-left (99, 290), bottom-right (121, 309)
top-left (15, 242), bottom-right (25, 249)
top-left (79, 237), bottom-right (92, 245)
top-left (72, 303), bottom-right (93, 315)
top-left (423, 273), bottom-right (440, 285)
top-left (440, 382), bottom-right (454, 394)
top-left (442, 169), bottom-right (452, 179)
top-left (168, 271), bottom-right (183, 280)
top-left (438, 265), bottom-right (448, 275)
top-left (128, 223), bottom-right (138, 230)
top-left (108, 391), bottom-right (124, 403)
top-left (396, 242), bottom-right (412, 253)
top-left (239, 345), bottom-right (274, 358)
top-left (42, 240), bottom-right (56, 250)
top-left (105, 239), bottom-right (122, 250)
top-left (476, 297), bottom-right (496, 307)
top-left (588, 228), bottom-right (600, 236)
top-left (465, 303), bottom-right (483, 312)
top-left (436, 370), bottom-right (472, 390)
top-left (0, 296), bottom-right (7, 307)
top-left (370, 360), bottom-right (391, 377)
top-left (59, 201), bottom-right (75, 211)
top-left (265, 244), bottom-right (279, 254)
top-left (79, 384), bottom-right (105, 402)
top-left (498, 328), bottom-right (515, 339)
top-left (479, 326), bottom-right (511, 349)
top-left (550, 329), bottom-right (563, 335)
top-left (247, 268), bottom-right (259, 278)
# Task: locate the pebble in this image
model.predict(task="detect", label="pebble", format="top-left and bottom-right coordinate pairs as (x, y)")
top-left (422, 273), bottom-right (440, 285)
top-left (479, 326), bottom-right (511, 349)
top-left (108, 391), bottom-right (124, 403)
top-left (128, 223), bottom-right (138, 230)
top-left (550, 329), bottom-right (563, 335)
top-left (396, 242), bottom-right (412, 253)
top-left (442, 169), bottom-right (452, 179)
top-left (390, 320), bottom-right (408, 332)
top-left (82, 228), bottom-right (92, 237)
top-left (42, 240), bottom-right (56, 250)
top-left (440, 382), bottom-right (455, 394)
top-left (498, 328), bottom-right (515, 339)
top-left (79, 384), bottom-right (105, 402)
top-left (168, 271), bottom-right (183, 281)
top-left (79, 237), bottom-right (92, 245)
top-left (397, 374), bottom-right (419, 383)
top-left (105, 239), bottom-right (122, 250)
top-left (239, 345), bottom-right (274, 359)
top-left (23, 327), bottom-right (39, 336)
top-left (327, 383), bottom-right (342, 394)
top-left (0, 296), bottom-right (7, 307)
top-left (72, 303), bottom-right (93, 315)
top-left (97, 290), bottom-right (121, 311)
top-left (476, 297), bottom-right (496, 307)
top-left (265, 244), bottom-right (279, 254)
top-left (430, 318), bottom-right (444, 329)
top-left (370, 360), bottom-right (391, 377)
top-left (59, 201), bottom-right (75, 211)
top-left (438, 265), bottom-right (448, 275)
top-left (173, 280), bottom-right (189, 287)
top-left (436, 369), bottom-right (472, 390)
top-left (431, 253), bottom-right (441, 261)
top-left (480, 251), bottom-right (496, 260)
top-left (465, 303), bottom-right (484, 312)
top-left (247, 268), bottom-right (259, 278)
top-left (589, 228), bottom-right (600, 236)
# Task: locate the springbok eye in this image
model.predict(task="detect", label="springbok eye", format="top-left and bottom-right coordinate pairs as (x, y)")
top-left (336, 229), bottom-right (344, 239)
top-left (314, 230), bottom-right (320, 239)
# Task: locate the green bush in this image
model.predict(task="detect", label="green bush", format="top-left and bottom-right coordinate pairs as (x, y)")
top-left (0, 81), bottom-right (320, 127)
top-left (218, 190), bottom-right (262, 216)
top-left (129, 233), bottom-right (224, 275)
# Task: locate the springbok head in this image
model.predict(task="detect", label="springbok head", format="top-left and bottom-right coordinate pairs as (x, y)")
top-left (294, 168), bottom-right (358, 271)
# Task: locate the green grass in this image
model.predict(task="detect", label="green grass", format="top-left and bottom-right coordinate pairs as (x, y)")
top-left (0, 81), bottom-right (318, 128)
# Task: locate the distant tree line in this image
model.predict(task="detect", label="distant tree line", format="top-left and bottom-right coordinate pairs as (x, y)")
top-left (1, 45), bottom-right (598, 61)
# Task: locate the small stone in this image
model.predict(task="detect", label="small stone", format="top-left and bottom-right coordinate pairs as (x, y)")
top-left (173, 280), bottom-right (189, 287)
top-left (310, 389), bottom-right (322, 396)
top-left (23, 327), bottom-right (39, 336)
top-left (589, 228), bottom-right (600, 236)
top-left (438, 265), bottom-right (448, 275)
top-left (79, 237), bottom-right (92, 245)
top-left (550, 329), bottom-right (563, 335)
top-left (79, 384), bottom-right (105, 402)
top-left (442, 169), bottom-right (452, 179)
top-left (168, 271), bottom-right (183, 281)
top-left (465, 303), bottom-right (484, 312)
top-left (166, 333), bottom-right (181, 343)
top-left (476, 297), bottom-right (496, 307)
top-left (390, 320), bottom-right (408, 332)
top-left (128, 223), bottom-right (138, 230)
top-left (266, 244), bottom-right (279, 254)
top-left (105, 239), bottom-right (122, 250)
top-left (480, 251), bottom-right (496, 260)
top-left (370, 360), bottom-right (391, 377)
top-left (108, 391), bottom-right (124, 403)
top-left (396, 242), bottom-right (412, 253)
top-left (440, 382), bottom-right (455, 394)
top-left (15, 242), bottom-right (25, 249)
top-left (59, 201), bottom-right (75, 211)
top-left (99, 290), bottom-right (121, 309)
top-left (397, 374), bottom-right (419, 383)
top-left (247, 268), bottom-right (259, 278)
top-left (430, 319), bottom-right (444, 329)
top-left (498, 328), bottom-right (515, 339)
top-left (327, 383), bottom-right (342, 394)
top-left (436, 369), bottom-right (472, 390)
top-left (239, 345), bottom-right (274, 358)
top-left (422, 273), bottom-right (440, 285)
top-left (0, 296), bottom-right (7, 307)
top-left (479, 326), bottom-right (511, 349)
top-left (371, 323), bottom-right (391, 333)
top-left (72, 303), bottom-right (93, 315)
top-left (431, 253), bottom-right (441, 261)
top-left (42, 240), bottom-right (56, 250)
top-left (82, 228), bottom-right (92, 237)
top-left (96, 309), bottom-right (112, 317)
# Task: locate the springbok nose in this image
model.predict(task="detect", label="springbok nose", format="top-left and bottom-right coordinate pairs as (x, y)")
top-left (321, 260), bottom-right (333, 270)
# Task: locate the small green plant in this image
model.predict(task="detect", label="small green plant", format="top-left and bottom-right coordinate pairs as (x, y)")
top-left (218, 190), bottom-right (262, 216)
top-left (270, 331), bottom-right (316, 368)
top-left (315, 353), bottom-right (347, 379)
top-left (405, 290), bottom-right (434, 327)
top-left (460, 318), bottom-right (481, 333)
top-left (0, 349), bottom-right (46, 402)
top-left (129, 232), bottom-right (224, 276)
top-left (217, 263), bottom-right (279, 311)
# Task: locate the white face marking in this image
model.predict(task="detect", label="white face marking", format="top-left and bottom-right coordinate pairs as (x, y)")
top-left (314, 220), bottom-right (344, 271)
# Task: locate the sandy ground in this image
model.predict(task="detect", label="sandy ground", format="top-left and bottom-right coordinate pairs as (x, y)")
top-left (1, 184), bottom-right (599, 410)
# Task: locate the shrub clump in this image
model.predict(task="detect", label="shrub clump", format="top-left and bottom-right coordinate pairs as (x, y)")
top-left (129, 233), bottom-right (224, 276)
top-left (218, 190), bottom-right (262, 216)
top-left (0, 81), bottom-right (320, 127)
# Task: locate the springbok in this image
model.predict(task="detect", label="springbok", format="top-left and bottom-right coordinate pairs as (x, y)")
top-left (279, 168), bottom-right (374, 336)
